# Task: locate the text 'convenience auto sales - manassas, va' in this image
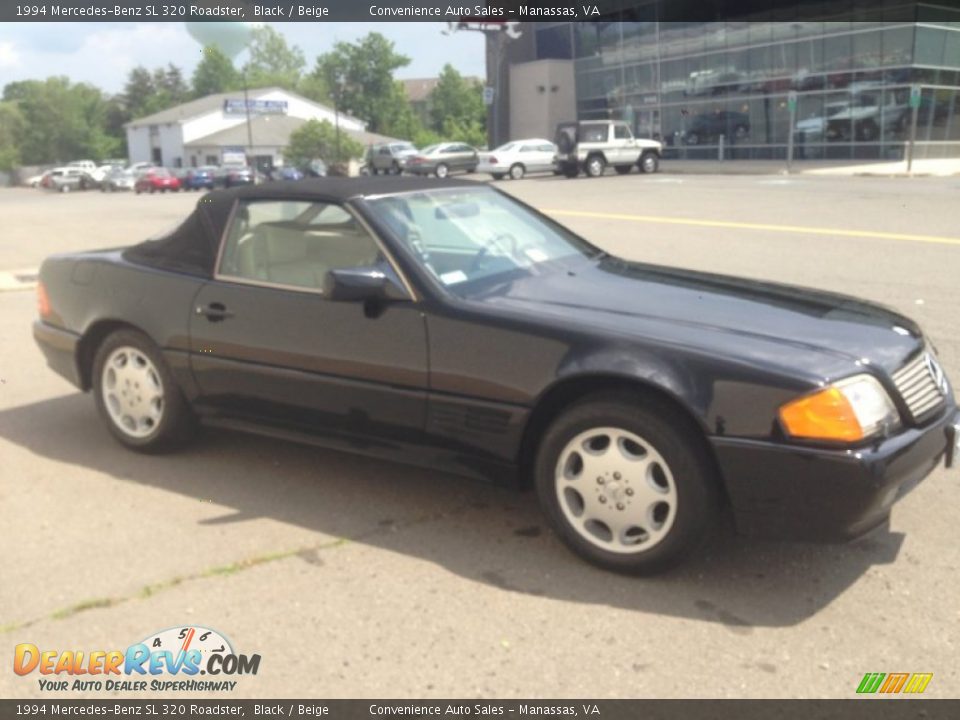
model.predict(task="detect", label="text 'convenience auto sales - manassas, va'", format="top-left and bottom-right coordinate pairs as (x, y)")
top-left (12, 626), bottom-right (260, 692)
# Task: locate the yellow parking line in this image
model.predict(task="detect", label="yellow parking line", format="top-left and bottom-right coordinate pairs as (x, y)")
top-left (541, 209), bottom-right (960, 247)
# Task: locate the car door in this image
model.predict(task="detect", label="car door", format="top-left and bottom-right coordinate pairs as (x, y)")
top-left (612, 123), bottom-right (635, 164)
top-left (189, 197), bottom-right (429, 444)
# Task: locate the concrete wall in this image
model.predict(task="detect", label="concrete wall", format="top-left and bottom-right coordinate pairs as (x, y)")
top-left (509, 60), bottom-right (576, 142)
top-left (126, 127), bottom-right (152, 164)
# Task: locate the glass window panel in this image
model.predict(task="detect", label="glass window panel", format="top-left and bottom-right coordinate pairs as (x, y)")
top-left (915, 27), bottom-right (947, 66)
top-left (535, 25), bottom-right (573, 60)
top-left (882, 26), bottom-right (914, 65)
top-left (853, 29), bottom-right (882, 68)
top-left (824, 33), bottom-right (853, 71)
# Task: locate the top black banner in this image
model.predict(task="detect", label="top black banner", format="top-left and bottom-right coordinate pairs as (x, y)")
top-left (5, 0), bottom-right (624, 23)
top-left (6, 0), bottom-right (960, 23)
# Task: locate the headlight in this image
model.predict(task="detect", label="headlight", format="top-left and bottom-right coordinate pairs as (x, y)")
top-left (779, 374), bottom-right (900, 442)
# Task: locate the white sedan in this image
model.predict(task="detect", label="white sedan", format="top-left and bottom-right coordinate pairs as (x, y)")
top-left (477, 139), bottom-right (557, 180)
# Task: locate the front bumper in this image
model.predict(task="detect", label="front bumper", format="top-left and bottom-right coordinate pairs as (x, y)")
top-left (713, 404), bottom-right (959, 541)
top-left (33, 320), bottom-right (83, 389)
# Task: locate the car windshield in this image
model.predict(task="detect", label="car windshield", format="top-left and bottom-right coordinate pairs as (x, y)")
top-left (365, 187), bottom-right (600, 294)
top-left (151, 168), bottom-right (171, 177)
top-left (420, 145), bottom-right (441, 155)
top-left (392, 142), bottom-right (416, 152)
top-left (493, 142), bottom-right (516, 152)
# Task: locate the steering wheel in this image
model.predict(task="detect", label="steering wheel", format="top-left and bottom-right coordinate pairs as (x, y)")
top-left (470, 233), bottom-right (519, 273)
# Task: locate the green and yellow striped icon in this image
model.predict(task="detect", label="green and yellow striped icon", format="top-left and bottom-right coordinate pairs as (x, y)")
top-left (857, 672), bottom-right (933, 694)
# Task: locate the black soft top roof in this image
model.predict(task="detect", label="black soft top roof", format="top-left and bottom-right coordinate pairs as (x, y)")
top-left (123, 176), bottom-right (477, 278)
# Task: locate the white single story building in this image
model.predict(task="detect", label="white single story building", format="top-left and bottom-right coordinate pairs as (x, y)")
top-left (125, 87), bottom-right (388, 170)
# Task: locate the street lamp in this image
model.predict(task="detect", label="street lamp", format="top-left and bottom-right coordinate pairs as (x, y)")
top-left (333, 70), bottom-right (345, 169)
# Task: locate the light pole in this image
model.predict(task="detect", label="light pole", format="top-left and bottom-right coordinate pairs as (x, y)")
top-left (334, 71), bottom-right (344, 170)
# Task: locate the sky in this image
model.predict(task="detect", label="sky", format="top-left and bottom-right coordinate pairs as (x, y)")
top-left (0, 22), bottom-right (486, 94)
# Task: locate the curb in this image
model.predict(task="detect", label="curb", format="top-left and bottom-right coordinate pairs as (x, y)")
top-left (0, 269), bottom-right (39, 292)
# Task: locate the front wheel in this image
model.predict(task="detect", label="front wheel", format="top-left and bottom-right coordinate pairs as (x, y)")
top-left (638, 152), bottom-right (659, 174)
top-left (534, 393), bottom-right (718, 574)
top-left (92, 330), bottom-right (196, 453)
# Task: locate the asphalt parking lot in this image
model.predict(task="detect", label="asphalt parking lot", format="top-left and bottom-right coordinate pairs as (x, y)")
top-left (1, 172), bottom-right (958, 699)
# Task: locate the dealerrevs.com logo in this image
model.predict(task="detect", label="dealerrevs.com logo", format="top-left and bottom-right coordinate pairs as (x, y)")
top-left (13, 626), bottom-right (260, 692)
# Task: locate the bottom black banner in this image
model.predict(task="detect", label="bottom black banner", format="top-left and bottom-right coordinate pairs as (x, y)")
top-left (1, 700), bottom-right (958, 720)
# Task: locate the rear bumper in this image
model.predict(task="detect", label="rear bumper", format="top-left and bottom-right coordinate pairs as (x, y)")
top-left (33, 320), bottom-right (83, 389)
top-left (713, 403), bottom-right (959, 541)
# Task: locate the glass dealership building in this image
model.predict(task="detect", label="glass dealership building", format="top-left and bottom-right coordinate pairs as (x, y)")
top-left (494, 1), bottom-right (960, 160)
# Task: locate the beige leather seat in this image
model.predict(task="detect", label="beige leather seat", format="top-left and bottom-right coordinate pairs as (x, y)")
top-left (237, 224), bottom-right (380, 290)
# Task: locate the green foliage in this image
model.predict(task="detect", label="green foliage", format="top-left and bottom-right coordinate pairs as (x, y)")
top-left (310, 33), bottom-right (410, 134)
top-left (284, 119), bottom-right (365, 167)
top-left (192, 46), bottom-right (241, 98)
top-left (0, 102), bottom-right (24, 170)
top-left (2, 77), bottom-right (122, 164)
top-left (123, 64), bottom-right (190, 118)
top-left (428, 64), bottom-right (486, 147)
top-left (243, 26), bottom-right (306, 90)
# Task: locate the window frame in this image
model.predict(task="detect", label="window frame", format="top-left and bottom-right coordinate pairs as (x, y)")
top-left (213, 196), bottom-right (418, 300)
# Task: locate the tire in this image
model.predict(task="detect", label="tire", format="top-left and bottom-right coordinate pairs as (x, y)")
top-left (491, 173), bottom-right (505, 181)
top-left (435, 163), bottom-right (449, 179)
top-left (614, 166), bottom-right (632, 175)
top-left (858, 120), bottom-right (878, 142)
top-left (533, 392), bottom-right (719, 574)
top-left (585, 155), bottom-right (606, 178)
top-left (60, 185), bottom-right (70, 193)
top-left (685, 132), bottom-right (700, 146)
top-left (509, 163), bottom-right (525, 180)
top-left (638, 151), bottom-right (659, 174)
top-left (733, 124), bottom-right (749, 141)
top-left (391, 162), bottom-right (401, 175)
top-left (562, 164), bottom-right (579, 178)
top-left (92, 329), bottom-right (195, 453)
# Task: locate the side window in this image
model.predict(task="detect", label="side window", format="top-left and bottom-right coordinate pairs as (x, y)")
top-left (614, 124), bottom-right (631, 139)
top-left (218, 200), bottom-right (382, 292)
top-left (520, 145), bottom-right (535, 153)
top-left (538, 144), bottom-right (555, 152)
top-left (379, 146), bottom-right (391, 155)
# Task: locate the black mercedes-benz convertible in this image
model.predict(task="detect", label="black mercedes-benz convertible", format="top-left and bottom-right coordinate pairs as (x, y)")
top-left (34, 177), bottom-right (958, 573)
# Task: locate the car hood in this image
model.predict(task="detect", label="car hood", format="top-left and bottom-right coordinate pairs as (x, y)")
top-left (472, 257), bottom-right (923, 380)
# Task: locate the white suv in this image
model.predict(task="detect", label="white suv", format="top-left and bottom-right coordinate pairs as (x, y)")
top-left (554, 120), bottom-right (662, 178)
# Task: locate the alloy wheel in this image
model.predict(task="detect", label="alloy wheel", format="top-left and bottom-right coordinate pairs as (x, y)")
top-left (554, 426), bottom-right (678, 554)
top-left (101, 347), bottom-right (165, 439)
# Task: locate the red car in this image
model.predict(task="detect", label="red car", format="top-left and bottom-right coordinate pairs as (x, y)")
top-left (134, 168), bottom-right (181, 194)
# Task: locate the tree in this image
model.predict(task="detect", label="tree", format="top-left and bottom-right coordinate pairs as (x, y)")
top-left (154, 64), bottom-right (189, 106)
top-left (284, 119), bottom-right (364, 167)
top-left (2, 77), bottom-right (121, 163)
top-left (309, 32), bottom-right (410, 133)
top-left (192, 46), bottom-right (241, 98)
top-left (243, 25), bottom-right (306, 90)
top-left (122, 66), bottom-right (155, 119)
top-left (0, 102), bottom-right (24, 170)
top-left (428, 64), bottom-right (486, 146)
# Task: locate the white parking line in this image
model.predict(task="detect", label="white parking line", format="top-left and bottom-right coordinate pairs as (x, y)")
top-left (0, 269), bottom-right (39, 292)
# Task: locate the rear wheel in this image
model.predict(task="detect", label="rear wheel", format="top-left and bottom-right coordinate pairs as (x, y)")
top-left (534, 393), bottom-right (718, 574)
top-left (509, 163), bottom-right (525, 180)
top-left (435, 163), bottom-right (449, 179)
top-left (92, 330), bottom-right (195, 453)
top-left (585, 155), bottom-right (606, 178)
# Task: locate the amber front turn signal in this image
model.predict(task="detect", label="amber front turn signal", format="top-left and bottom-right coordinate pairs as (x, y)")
top-left (779, 375), bottom-right (901, 443)
top-left (780, 386), bottom-right (863, 442)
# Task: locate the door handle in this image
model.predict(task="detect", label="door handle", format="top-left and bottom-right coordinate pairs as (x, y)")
top-left (196, 302), bottom-right (234, 322)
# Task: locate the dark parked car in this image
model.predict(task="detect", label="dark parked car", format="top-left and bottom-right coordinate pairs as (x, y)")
top-left (275, 166), bottom-right (304, 181)
top-left (683, 111), bottom-right (751, 145)
top-left (404, 143), bottom-right (478, 178)
top-left (214, 165), bottom-right (256, 188)
top-left (33, 178), bottom-right (958, 574)
top-left (181, 166), bottom-right (218, 191)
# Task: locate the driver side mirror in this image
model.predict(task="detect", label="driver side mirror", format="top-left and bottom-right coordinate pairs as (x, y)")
top-left (323, 265), bottom-right (409, 302)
